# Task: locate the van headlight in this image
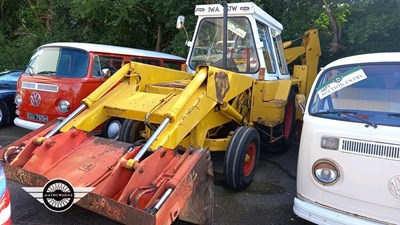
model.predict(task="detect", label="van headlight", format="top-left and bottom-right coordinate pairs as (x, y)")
top-left (58, 99), bottom-right (70, 113)
top-left (313, 160), bottom-right (339, 185)
top-left (15, 94), bottom-right (22, 106)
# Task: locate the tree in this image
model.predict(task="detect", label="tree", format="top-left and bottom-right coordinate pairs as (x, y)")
top-left (320, 0), bottom-right (349, 54)
top-left (345, 0), bottom-right (400, 54)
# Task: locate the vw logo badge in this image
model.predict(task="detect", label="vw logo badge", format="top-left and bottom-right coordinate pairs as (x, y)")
top-left (30, 92), bottom-right (41, 107)
top-left (389, 176), bottom-right (400, 199)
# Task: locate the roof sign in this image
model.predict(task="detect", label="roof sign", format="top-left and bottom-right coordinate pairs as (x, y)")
top-left (195, 3), bottom-right (253, 16)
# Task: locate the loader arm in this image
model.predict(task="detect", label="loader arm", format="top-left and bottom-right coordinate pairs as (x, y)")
top-left (62, 63), bottom-right (254, 151)
top-left (61, 62), bottom-right (193, 133)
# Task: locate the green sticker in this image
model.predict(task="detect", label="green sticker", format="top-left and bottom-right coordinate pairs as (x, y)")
top-left (317, 66), bottom-right (367, 99)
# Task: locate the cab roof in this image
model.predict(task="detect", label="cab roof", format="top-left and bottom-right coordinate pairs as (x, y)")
top-left (194, 2), bottom-right (283, 32)
top-left (40, 42), bottom-right (186, 61)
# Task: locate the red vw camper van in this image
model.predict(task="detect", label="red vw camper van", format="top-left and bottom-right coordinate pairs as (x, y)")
top-left (14, 42), bottom-right (185, 139)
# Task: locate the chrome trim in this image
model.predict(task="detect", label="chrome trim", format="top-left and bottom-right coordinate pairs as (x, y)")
top-left (30, 92), bottom-right (41, 107)
top-left (293, 197), bottom-right (387, 225)
top-left (339, 138), bottom-right (400, 161)
top-left (14, 117), bottom-right (44, 130)
top-left (22, 82), bottom-right (59, 92)
top-left (389, 176), bottom-right (400, 199)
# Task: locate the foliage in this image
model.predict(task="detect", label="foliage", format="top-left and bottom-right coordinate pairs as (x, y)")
top-left (1, 0), bottom-right (400, 71)
top-left (345, 0), bottom-right (400, 54)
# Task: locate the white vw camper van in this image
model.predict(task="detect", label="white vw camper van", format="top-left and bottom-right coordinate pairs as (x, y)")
top-left (294, 53), bottom-right (400, 224)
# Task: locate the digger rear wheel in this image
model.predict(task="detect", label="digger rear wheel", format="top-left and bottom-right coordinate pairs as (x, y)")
top-left (275, 88), bottom-right (296, 152)
top-left (119, 119), bottom-right (145, 143)
top-left (224, 126), bottom-right (260, 191)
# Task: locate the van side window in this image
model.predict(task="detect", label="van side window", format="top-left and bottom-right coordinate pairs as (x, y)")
top-left (257, 23), bottom-right (276, 74)
top-left (92, 55), bottom-right (102, 77)
top-left (92, 55), bottom-right (124, 78)
top-left (164, 61), bottom-right (182, 70)
top-left (132, 58), bottom-right (161, 66)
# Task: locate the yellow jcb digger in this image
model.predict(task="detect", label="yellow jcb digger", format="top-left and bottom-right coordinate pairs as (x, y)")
top-left (0, 2), bottom-right (320, 225)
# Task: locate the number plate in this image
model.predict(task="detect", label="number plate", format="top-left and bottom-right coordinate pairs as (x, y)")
top-left (27, 112), bottom-right (48, 122)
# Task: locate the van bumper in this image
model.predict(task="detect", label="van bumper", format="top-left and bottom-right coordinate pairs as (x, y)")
top-left (14, 117), bottom-right (44, 130)
top-left (293, 198), bottom-right (381, 225)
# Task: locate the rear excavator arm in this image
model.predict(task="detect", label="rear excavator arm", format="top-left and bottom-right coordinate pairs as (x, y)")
top-left (283, 29), bottom-right (321, 98)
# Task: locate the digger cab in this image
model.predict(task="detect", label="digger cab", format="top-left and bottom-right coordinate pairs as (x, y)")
top-left (186, 2), bottom-right (290, 80)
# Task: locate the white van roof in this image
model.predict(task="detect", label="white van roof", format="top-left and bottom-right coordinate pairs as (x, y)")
top-left (324, 52), bottom-right (400, 69)
top-left (40, 42), bottom-right (186, 61)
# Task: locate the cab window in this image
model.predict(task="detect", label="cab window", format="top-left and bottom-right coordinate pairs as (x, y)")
top-left (271, 30), bottom-right (289, 75)
top-left (257, 23), bottom-right (276, 74)
top-left (189, 17), bottom-right (259, 73)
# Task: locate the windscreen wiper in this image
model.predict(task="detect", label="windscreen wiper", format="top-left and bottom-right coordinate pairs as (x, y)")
top-left (37, 71), bottom-right (56, 75)
top-left (387, 113), bottom-right (400, 118)
top-left (27, 65), bottom-right (35, 76)
top-left (312, 110), bottom-right (377, 128)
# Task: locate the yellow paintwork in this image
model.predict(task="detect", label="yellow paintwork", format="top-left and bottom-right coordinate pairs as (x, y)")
top-left (284, 29), bottom-right (321, 100)
top-left (61, 62), bottom-right (255, 151)
top-left (61, 62), bottom-right (193, 132)
top-left (82, 63), bottom-right (131, 108)
top-left (190, 108), bottom-right (233, 148)
top-left (249, 79), bottom-right (300, 127)
top-left (220, 101), bottom-right (253, 126)
top-left (60, 29), bottom-right (321, 152)
top-left (165, 67), bottom-right (208, 122)
top-left (206, 67), bottom-right (254, 103)
top-left (204, 138), bottom-right (231, 152)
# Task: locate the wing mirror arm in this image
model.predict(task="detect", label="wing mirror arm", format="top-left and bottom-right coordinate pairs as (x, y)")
top-left (176, 15), bottom-right (189, 46)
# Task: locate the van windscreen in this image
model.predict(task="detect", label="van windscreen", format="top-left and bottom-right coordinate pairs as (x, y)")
top-left (26, 47), bottom-right (89, 78)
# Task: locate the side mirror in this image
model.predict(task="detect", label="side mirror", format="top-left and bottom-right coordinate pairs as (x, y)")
top-left (176, 16), bottom-right (185, 30)
top-left (296, 94), bottom-right (306, 113)
top-left (101, 68), bottom-right (111, 78)
top-left (176, 15), bottom-right (189, 46)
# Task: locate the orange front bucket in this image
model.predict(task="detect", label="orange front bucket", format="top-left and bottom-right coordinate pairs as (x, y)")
top-left (1, 121), bottom-right (213, 225)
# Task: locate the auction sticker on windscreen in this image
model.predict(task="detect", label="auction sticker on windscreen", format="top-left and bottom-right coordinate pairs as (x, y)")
top-left (316, 66), bottom-right (367, 99)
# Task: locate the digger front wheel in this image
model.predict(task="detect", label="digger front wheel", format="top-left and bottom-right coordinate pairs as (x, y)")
top-left (119, 119), bottom-right (145, 143)
top-left (224, 126), bottom-right (260, 191)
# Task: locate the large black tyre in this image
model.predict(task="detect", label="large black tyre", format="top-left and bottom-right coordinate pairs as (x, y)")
top-left (223, 126), bottom-right (260, 191)
top-left (118, 119), bottom-right (145, 143)
top-left (275, 88), bottom-right (296, 152)
top-left (0, 101), bottom-right (10, 128)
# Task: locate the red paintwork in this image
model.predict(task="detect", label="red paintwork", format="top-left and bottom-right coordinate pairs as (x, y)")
top-left (16, 51), bottom-right (185, 127)
top-left (0, 189), bottom-right (11, 225)
top-left (243, 143), bottom-right (256, 177)
top-left (16, 52), bottom-right (128, 125)
top-left (0, 121), bottom-right (212, 224)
